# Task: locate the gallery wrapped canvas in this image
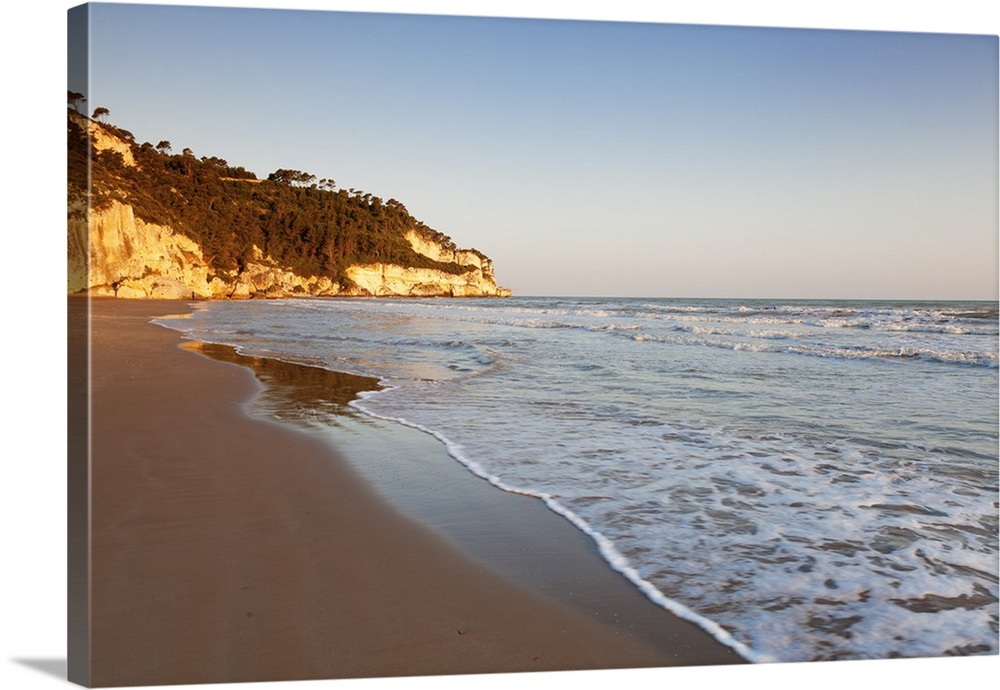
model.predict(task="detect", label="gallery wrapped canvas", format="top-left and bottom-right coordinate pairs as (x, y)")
top-left (63, 2), bottom-right (996, 688)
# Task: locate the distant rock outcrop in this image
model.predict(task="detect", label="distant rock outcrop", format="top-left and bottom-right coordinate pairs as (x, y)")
top-left (345, 263), bottom-right (510, 298)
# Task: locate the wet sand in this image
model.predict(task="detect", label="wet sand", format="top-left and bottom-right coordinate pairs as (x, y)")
top-left (74, 297), bottom-right (742, 687)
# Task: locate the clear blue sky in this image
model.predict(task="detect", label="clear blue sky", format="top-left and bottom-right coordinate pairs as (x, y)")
top-left (72, 1), bottom-right (998, 299)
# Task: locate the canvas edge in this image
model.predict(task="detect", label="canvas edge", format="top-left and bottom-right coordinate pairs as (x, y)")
top-left (67, 3), bottom-right (91, 687)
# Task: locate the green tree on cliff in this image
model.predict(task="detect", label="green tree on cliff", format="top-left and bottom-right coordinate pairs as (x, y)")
top-left (68, 90), bottom-right (86, 112)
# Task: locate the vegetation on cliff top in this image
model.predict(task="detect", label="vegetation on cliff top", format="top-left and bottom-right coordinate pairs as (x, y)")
top-left (68, 103), bottom-right (483, 285)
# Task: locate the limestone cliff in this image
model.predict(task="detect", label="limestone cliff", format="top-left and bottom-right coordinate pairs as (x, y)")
top-left (68, 112), bottom-right (511, 299)
top-left (344, 262), bottom-right (511, 297)
top-left (70, 111), bottom-right (136, 167)
top-left (341, 230), bottom-right (511, 297)
top-left (69, 199), bottom-right (510, 299)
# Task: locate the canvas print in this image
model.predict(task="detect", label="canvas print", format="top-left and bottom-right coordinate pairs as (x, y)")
top-left (67, 2), bottom-right (998, 687)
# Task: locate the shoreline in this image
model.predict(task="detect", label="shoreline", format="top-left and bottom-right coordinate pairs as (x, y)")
top-left (77, 297), bottom-right (742, 686)
top-left (182, 337), bottom-right (751, 664)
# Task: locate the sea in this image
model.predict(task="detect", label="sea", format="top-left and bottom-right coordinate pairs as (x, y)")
top-left (157, 296), bottom-right (999, 664)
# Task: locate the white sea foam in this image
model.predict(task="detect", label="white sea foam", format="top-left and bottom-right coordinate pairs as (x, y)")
top-left (349, 391), bottom-right (770, 663)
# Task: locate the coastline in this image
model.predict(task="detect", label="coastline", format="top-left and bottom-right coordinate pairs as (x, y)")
top-left (184, 337), bottom-right (750, 665)
top-left (78, 297), bottom-right (742, 687)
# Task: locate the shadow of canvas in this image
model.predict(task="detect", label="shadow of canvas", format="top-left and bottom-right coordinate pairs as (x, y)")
top-left (12, 658), bottom-right (67, 681)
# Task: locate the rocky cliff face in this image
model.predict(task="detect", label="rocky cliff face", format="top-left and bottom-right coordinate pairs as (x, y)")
top-left (71, 111), bottom-right (136, 167)
top-left (68, 113), bottom-right (510, 299)
top-left (344, 229), bottom-right (510, 297)
top-left (345, 262), bottom-right (511, 297)
top-left (69, 199), bottom-right (510, 299)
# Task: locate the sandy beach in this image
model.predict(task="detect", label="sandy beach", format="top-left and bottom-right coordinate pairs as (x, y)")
top-left (72, 297), bottom-right (742, 687)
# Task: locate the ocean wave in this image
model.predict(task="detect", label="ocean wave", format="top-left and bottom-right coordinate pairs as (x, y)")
top-left (814, 318), bottom-right (998, 336)
top-left (626, 330), bottom-right (998, 368)
top-left (165, 296), bottom-right (999, 663)
top-left (347, 391), bottom-right (769, 663)
top-left (356, 378), bottom-right (997, 663)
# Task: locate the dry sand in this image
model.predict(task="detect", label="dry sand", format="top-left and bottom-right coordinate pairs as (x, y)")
top-left (73, 297), bottom-right (742, 687)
